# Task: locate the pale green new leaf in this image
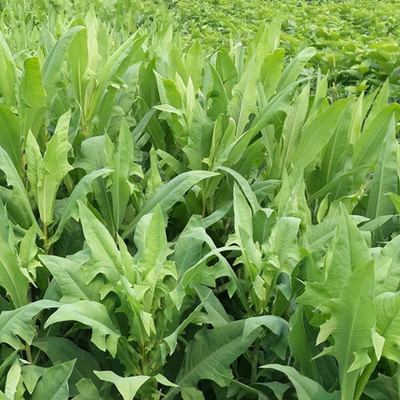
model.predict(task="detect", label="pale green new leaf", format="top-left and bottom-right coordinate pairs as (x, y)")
top-left (94, 371), bottom-right (149, 400)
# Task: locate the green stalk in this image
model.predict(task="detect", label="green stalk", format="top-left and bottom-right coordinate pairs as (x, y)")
top-left (25, 342), bottom-right (33, 364)
top-left (354, 353), bottom-right (377, 400)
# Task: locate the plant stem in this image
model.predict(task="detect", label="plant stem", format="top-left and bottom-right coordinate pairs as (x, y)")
top-left (354, 354), bottom-right (377, 400)
top-left (251, 339), bottom-right (261, 384)
top-left (25, 342), bottom-right (33, 364)
top-left (43, 222), bottom-right (48, 247)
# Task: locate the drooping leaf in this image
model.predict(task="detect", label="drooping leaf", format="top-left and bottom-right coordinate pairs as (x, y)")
top-left (44, 300), bottom-right (121, 357)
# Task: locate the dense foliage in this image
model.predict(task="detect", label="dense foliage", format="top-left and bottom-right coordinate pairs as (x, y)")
top-left (0, 0), bottom-right (399, 399)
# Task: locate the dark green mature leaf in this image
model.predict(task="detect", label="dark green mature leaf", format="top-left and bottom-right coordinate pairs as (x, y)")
top-left (31, 360), bottom-right (76, 400)
top-left (364, 373), bottom-right (399, 400)
top-left (33, 337), bottom-right (100, 394)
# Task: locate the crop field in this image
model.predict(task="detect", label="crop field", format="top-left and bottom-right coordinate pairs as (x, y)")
top-left (0, 0), bottom-right (400, 399)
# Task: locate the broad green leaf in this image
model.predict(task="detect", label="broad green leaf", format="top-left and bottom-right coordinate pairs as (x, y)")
top-left (367, 115), bottom-right (398, 220)
top-left (299, 206), bottom-right (371, 307)
top-left (4, 360), bottom-right (24, 400)
top-left (31, 360), bottom-right (75, 400)
top-left (288, 305), bottom-right (337, 387)
top-left (78, 202), bottom-right (124, 283)
top-left (0, 239), bottom-right (29, 308)
top-left (42, 26), bottom-right (86, 100)
top-left (276, 47), bottom-right (316, 92)
top-left (260, 49), bottom-right (285, 101)
top-left (293, 98), bottom-right (351, 170)
top-left (67, 24), bottom-right (88, 114)
top-left (376, 292), bottom-right (400, 364)
top-left (49, 169), bottom-right (113, 245)
top-left (122, 171), bottom-right (219, 238)
top-left (134, 205), bottom-right (170, 313)
top-left (183, 104), bottom-right (214, 170)
top-left (229, 56), bottom-right (258, 136)
top-left (21, 365), bottom-right (45, 395)
top-left (28, 111), bottom-right (73, 225)
top-left (374, 235), bottom-right (400, 295)
top-left (0, 31), bottom-right (17, 107)
top-left (39, 255), bottom-right (103, 302)
top-left (19, 57), bottom-right (46, 140)
top-left (32, 337), bottom-right (100, 394)
top-left (317, 261), bottom-right (375, 400)
top-left (269, 216), bottom-right (301, 276)
top-left (72, 379), bottom-right (101, 400)
top-left (261, 365), bottom-right (339, 400)
top-left (279, 83), bottom-right (310, 175)
top-left (88, 33), bottom-right (146, 119)
top-left (0, 103), bottom-right (23, 174)
top-left (165, 316), bottom-right (288, 399)
top-left (352, 105), bottom-right (400, 171)
top-left (319, 98), bottom-right (354, 186)
top-left (364, 373), bottom-right (399, 400)
top-left (0, 300), bottom-right (60, 349)
top-left (44, 300), bottom-right (121, 357)
top-left (185, 39), bottom-right (203, 91)
top-left (111, 119), bottom-right (135, 230)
